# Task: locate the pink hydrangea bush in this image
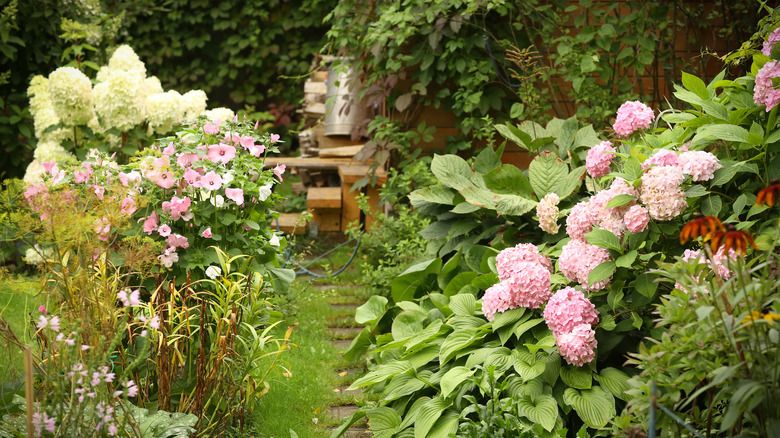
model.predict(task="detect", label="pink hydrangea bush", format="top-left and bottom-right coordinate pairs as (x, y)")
top-left (639, 165), bottom-right (688, 221)
top-left (536, 193), bottom-right (561, 234)
top-left (559, 239), bottom-right (613, 291)
top-left (556, 324), bottom-right (598, 366)
top-left (613, 101), bottom-right (654, 136)
top-left (754, 61), bottom-right (780, 112)
top-left (586, 141), bottom-right (616, 178)
top-left (763, 27), bottom-right (780, 56)
top-left (543, 286), bottom-right (599, 337)
top-left (482, 243), bottom-right (553, 320)
top-left (678, 151), bottom-right (722, 181)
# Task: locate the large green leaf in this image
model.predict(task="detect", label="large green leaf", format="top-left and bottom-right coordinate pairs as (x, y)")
top-left (392, 310), bottom-right (426, 341)
top-left (448, 293), bottom-right (478, 316)
top-left (399, 396), bottom-right (431, 430)
top-left (342, 327), bottom-right (372, 363)
top-left (563, 386), bottom-right (616, 428)
top-left (440, 366), bottom-right (476, 398)
top-left (443, 272), bottom-right (480, 297)
top-left (492, 307), bottom-right (527, 332)
top-left (518, 394), bottom-right (559, 432)
top-left (585, 229), bottom-right (620, 251)
top-left (367, 407), bottom-right (402, 438)
top-left (559, 165), bottom-right (586, 200)
top-left (355, 295), bottom-right (388, 326)
top-left (547, 117), bottom-right (579, 156)
top-left (349, 361), bottom-right (414, 389)
top-left (403, 320), bottom-right (445, 353)
top-left (382, 374), bottom-right (427, 402)
top-left (514, 348), bottom-right (546, 380)
top-left (529, 151), bottom-right (570, 199)
top-left (587, 261), bottom-right (616, 285)
top-left (681, 71), bottom-right (709, 100)
top-left (691, 124), bottom-right (750, 145)
top-left (494, 123), bottom-right (533, 150)
top-left (540, 352), bottom-right (562, 386)
top-left (431, 154), bottom-right (480, 190)
top-left (427, 410), bottom-right (459, 438)
top-left (459, 186), bottom-right (496, 210)
top-left (493, 193), bottom-right (538, 216)
top-left (473, 146), bottom-right (502, 174)
top-left (560, 366), bottom-right (593, 389)
top-left (414, 397), bottom-right (450, 438)
top-left (439, 330), bottom-right (479, 364)
top-left (392, 258), bottom-right (442, 303)
top-left (483, 164), bottom-right (534, 197)
top-left (328, 409), bottom-right (366, 438)
top-left (593, 367), bottom-right (632, 401)
top-left (437, 251), bottom-right (462, 290)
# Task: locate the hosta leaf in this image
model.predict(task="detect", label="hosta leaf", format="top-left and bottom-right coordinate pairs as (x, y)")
top-left (443, 273), bottom-right (479, 298)
top-left (492, 307), bottom-right (527, 331)
top-left (382, 374), bottom-right (427, 402)
top-left (439, 330), bottom-right (479, 364)
top-left (399, 396), bottom-right (431, 430)
top-left (507, 377), bottom-right (543, 399)
top-left (367, 407), bottom-right (402, 438)
top-left (355, 295), bottom-right (388, 325)
top-left (448, 293), bottom-right (478, 315)
top-left (440, 366), bottom-right (476, 398)
top-left (392, 310), bottom-right (425, 341)
top-left (593, 367), bottom-right (632, 401)
top-left (518, 394), bottom-right (559, 432)
top-left (427, 410), bottom-right (459, 438)
top-left (540, 353), bottom-right (562, 386)
top-left (349, 361), bottom-right (414, 389)
top-left (414, 397), bottom-right (450, 438)
top-left (514, 349), bottom-right (546, 380)
top-left (560, 366), bottom-right (593, 389)
top-left (563, 386), bottom-right (616, 428)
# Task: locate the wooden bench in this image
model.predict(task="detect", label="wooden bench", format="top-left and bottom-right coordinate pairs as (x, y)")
top-left (276, 212), bottom-right (307, 235)
top-left (338, 165), bottom-right (388, 232)
top-left (307, 187), bottom-right (342, 232)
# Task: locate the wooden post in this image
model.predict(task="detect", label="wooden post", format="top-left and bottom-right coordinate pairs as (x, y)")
top-left (24, 348), bottom-right (34, 438)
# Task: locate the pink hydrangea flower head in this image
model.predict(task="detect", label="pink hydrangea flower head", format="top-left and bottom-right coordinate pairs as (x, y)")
top-left (613, 101), bottom-right (654, 136)
top-left (273, 164), bottom-right (286, 182)
top-left (639, 166), bottom-right (687, 221)
top-left (678, 151), bottom-right (722, 181)
top-left (712, 247), bottom-right (738, 280)
top-left (206, 143), bottom-right (237, 164)
top-left (225, 188), bottom-right (244, 205)
top-left (586, 141), bottom-right (616, 178)
top-left (754, 61), bottom-right (780, 112)
top-left (504, 261), bottom-right (552, 309)
top-left (641, 149), bottom-right (679, 169)
top-left (200, 171), bottom-right (223, 191)
top-left (543, 286), bottom-right (599, 337)
top-left (496, 243), bottom-right (551, 280)
top-left (481, 281), bottom-right (515, 321)
top-left (120, 197), bottom-right (137, 215)
top-left (559, 239), bottom-right (613, 291)
top-left (556, 324), bottom-right (597, 366)
top-left (537, 193), bottom-right (561, 234)
top-left (566, 201), bottom-right (598, 241)
top-left (763, 27), bottom-right (780, 56)
top-left (201, 227), bottom-right (213, 238)
top-left (623, 205), bottom-right (649, 233)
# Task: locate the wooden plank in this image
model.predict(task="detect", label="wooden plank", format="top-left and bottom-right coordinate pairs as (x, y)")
top-left (277, 212), bottom-right (307, 235)
top-left (319, 145), bottom-right (365, 158)
top-left (307, 187), bottom-right (342, 209)
top-left (310, 210), bottom-right (341, 232)
top-left (264, 157), bottom-right (356, 170)
top-left (341, 182), bottom-right (361, 233)
top-left (338, 165), bottom-right (388, 185)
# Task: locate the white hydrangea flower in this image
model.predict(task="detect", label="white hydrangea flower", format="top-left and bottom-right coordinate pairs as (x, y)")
top-left (23, 160), bottom-right (46, 185)
top-left (25, 245), bottom-right (54, 265)
top-left (180, 90), bottom-right (208, 121)
top-left (205, 265), bottom-right (222, 279)
top-left (204, 107), bottom-right (235, 124)
top-left (146, 90), bottom-right (183, 134)
top-left (47, 67), bottom-right (94, 125)
top-left (107, 45), bottom-right (146, 78)
top-left (27, 75), bottom-right (50, 118)
top-left (94, 69), bottom-right (146, 132)
top-left (141, 76), bottom-right (164, 99)
top-left (33, 140), bottom-right (75, 163)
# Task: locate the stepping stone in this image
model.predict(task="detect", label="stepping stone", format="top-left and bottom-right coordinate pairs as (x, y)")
top-left (334, 385), bottom-right (365, 398)
top-left (313, 284), bottom-right (339, 291)
top-left (329, 327), bottom-right (364, 338)
top-left (327, 404), bottom-right (360, 420)
top-left (333, 339), bottom-right (353, 350)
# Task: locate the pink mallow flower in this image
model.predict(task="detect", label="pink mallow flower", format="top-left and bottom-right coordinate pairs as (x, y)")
top-left (95, 217), bottom-right (111, 241)
top-left (142, 212), bottom-right (159, 235)
top-left (120, 197), bottom-right (137, 215)
top-left (177, 153), bottom-right (200, 167)
top-left (225, 188), bottom-right (244, 205)
top-left (162, 196), bottom-right (191, 219)
top-left (678, 151), bottom-right (722, 181)
top-left (586, 141), bottom-right (616, 178)
top-left (763, 27), bottom-right (780, 57)
top-left (149, 170), bottom-right (176, 189)
top-left (613, 101), bottom-right (654, 136)
top-left (90, 185), bottom-right (105, 200)
top-left (641, 149), bottom-right (679, 169)
top-left (166, 233), bottom-right (189, 249)
top-left (206, 143), bottom-right (237, 164)
top-left (157, 224), bottom-right (172, 237)
top-left (543, 287), bottom-right (599, 338)
top-left (556, 324), bottom-right (597, 367)
top-left (270, 133), bottom-right (280, 143)
top-left (162, 141), bottom-right (176, 155)
top-left (754, 61), bottom-right (780, 112)
top-left (201, 227), bottom-right (213, 238)
top-left (158, 247), bottom-right (178, 268)
top-left (183, 168), bottom-right (202, 187)
top-left (204, 122), bottom-right (220, 134)
top-left (200, 171), bottom-right (223, 191)
top-left (623, 205), bottom-right (649, 234)
top-left (559, 239), bottom-right (613, 291)
top-left (273, 164), bottom-right (286, 182)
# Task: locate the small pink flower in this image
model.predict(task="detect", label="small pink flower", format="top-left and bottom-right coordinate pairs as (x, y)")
top-left (37, 315), bottom-right (48, 330)
top-left (125, 380), bottom-right (139, 397)
top-left (249, 144), bottom-right (265, 157)
top-left (142, 212), bottom-right (159, 235)
top-left (73, 169), bottom-right (91, 183)
top-left (206, 143), bottom-right (237, 164)
top-left (239, 136), bottom-right (255, 149)
top-left (270, 133), bottom-right (280, 143)
top-left (177, 153), bottom-right (200, 167)
top-left (200, 171), bottom-right (223, 191)
top-left (42, 161), bottom-right (57, 173)
top-left (90, 185), bottom-right (105, 200)
top-left (162, 141), bottom-right (176, 155)
top-left (38, 305), bottom-right (48, 315)
top-left (166, 233), bottom-right (189, 249)
top-left (273, 164), bottom-right (286, 182)
top-left (204, 122), bottom-right (219, 134)
top-left (149, 316), bottom-right (160, 329)
top-left (158, 224), bottom-right (172, 237)
top-left (120, 197), bottom-right (137, 215)
top-left (201, 228), bottom-right (213, 238)
top-left (225, 188), bottom-right (244, 205)
top-left (118, 171), bottom-right (141, 187)
top-left (183, 167), bottom-right (202, 187)
top-left (158, 247), bottom-right (178, 268)
top-left (95, 217), bottom-right (111, 241)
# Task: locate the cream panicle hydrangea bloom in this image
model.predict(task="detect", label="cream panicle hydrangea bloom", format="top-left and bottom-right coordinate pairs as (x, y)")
top-left (536, 193), bottom-right (561, 234)
top-left (34, 140), bottom-right (75, 163)
top-left (94, 69), bottom-right (146, 132)
top-left (146, 90), bottom-right (183, 135)
top-left (27, 76), bottom-right (72, 144)
top-left (107, 45), bottom-right (147, 78)
top-left (180, 90), bottom-right (208, 121)
top-left (204, 107), bottom-right (236, 124)
top-left (47, 67), bottom-right (94, 125)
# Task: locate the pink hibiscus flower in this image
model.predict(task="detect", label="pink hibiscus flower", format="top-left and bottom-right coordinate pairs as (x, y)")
top-left (206, 143), bottom-right (237, 164)
top-left (200, 171), bottom-right (223, 191)
top-left (273, 164), bottom-right (286, 182)
top-left (225, 188), bottom-right (244, 205)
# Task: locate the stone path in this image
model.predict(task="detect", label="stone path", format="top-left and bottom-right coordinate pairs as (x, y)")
top-left (322, 285), bottom-right (372, 438)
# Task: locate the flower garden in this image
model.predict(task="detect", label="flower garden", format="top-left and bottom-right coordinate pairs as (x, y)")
top-left (2, 1), bottom-right (780, 437)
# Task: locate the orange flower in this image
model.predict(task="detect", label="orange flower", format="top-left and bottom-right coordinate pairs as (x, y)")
top-left (680, 213), bottom-right (725, 244)
top-left (756, 179), bottom-right (780, 207)
top-left (707, 224), bottom-right (758, 255)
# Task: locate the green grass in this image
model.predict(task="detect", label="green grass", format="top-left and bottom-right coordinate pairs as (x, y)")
top-left (0, 275), bottom-right (44, 381)
top-left (251, 278), bottom-right (355, 438)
